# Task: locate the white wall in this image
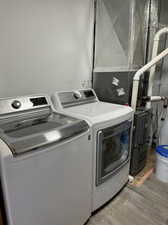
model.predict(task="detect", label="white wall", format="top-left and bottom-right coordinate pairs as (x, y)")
top-left (0, 0), bottom-right (94, 98)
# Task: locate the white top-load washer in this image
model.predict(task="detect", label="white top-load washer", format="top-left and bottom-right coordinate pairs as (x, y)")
top-left (52, 89), bottom-right (134, 211)
top-left (0, 95), bottom-right (92, 225)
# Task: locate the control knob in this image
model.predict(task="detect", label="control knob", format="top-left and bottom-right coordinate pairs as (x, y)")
top-left (73, 91), bottom-right (82, 100)
top-left (12, 100), bottom-right (21, 109)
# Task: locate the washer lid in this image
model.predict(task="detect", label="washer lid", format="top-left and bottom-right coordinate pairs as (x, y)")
top-left (0, 112), bottom-right (89, 156)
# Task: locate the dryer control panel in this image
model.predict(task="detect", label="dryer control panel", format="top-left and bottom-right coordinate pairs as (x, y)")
top-left (57, 89), bottom-right (98, 108)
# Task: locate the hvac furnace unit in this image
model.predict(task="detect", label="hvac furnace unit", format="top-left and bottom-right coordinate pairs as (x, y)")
top-left (93, 71), bottom-right (148, 106)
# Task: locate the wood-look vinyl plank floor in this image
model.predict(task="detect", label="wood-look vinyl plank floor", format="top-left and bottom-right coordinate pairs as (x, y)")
top-left (88, 175), bottom-right (168, 225)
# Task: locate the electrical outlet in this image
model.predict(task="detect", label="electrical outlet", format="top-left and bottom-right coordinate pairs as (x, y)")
top-left (81, 80), bottom-right (92, 88)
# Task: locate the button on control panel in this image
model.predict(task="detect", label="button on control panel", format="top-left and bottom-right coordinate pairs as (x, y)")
top-left (11, 100), bottom-right (21, 109)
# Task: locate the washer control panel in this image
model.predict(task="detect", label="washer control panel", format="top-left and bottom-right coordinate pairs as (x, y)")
top-left (0, 96), bottom-right (49, 115)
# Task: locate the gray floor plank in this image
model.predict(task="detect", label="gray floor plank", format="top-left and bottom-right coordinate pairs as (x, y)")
top-left (87, 176), bottom-right (168, 225)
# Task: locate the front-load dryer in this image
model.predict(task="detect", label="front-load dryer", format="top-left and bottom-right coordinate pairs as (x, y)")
top-left (51, 89), bottom-right (134, 211)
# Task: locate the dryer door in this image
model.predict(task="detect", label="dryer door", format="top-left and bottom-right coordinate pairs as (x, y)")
top-left (96, 120), bottom-right (132, 186)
